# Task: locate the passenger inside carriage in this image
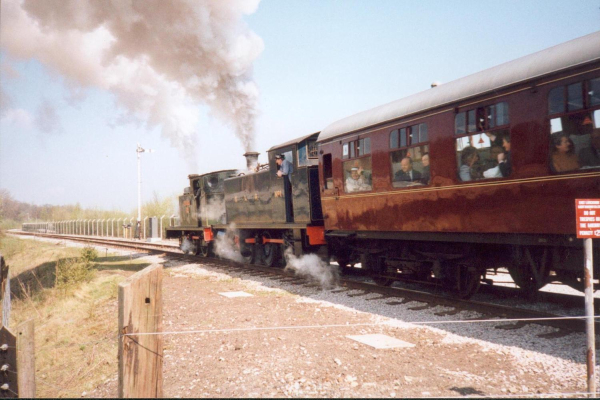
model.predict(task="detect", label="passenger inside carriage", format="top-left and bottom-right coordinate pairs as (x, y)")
top-left (343, 158), bottom-right (372, 193)
top-left (550, 132), bottom-right (580, 173)
top-left (390, 145), bottom-right (429, 187)
top-left (458, 146), bottom-right (481, 181)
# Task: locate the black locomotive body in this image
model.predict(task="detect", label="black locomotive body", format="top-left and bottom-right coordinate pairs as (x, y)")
top-left (167, 132), bottom-right (327, 264)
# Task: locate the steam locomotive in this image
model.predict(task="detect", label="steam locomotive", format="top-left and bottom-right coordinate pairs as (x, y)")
top-left (167, 31), bottom-right (600, 298)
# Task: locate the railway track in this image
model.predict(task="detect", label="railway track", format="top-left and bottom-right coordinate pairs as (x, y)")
top-left (9, 230), bottom-right (597, 335)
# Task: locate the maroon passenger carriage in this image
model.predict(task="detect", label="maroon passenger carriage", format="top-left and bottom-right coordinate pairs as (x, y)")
top-left (317, 31), bottom-right (600, 297)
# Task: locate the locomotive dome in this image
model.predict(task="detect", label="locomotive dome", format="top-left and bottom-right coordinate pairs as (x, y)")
top-left (318, 30), bottom-right (600, 142)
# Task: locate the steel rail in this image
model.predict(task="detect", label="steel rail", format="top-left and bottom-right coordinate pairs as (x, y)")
top-left (8, 230), bottom-right (596, 334)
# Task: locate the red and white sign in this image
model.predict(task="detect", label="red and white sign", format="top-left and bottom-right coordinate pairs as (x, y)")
top-left (576, 199), bottom-right (600, 239)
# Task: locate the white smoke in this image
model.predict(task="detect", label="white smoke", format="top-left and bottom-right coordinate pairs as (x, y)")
top-left (213, 224), bottom-right (243, 262)
top-left (283, 248), bottom-right (339, 289)
top-left (0, 0), bottom-right (264, 161)
top-left (181, 237), bottom-right (196, 254)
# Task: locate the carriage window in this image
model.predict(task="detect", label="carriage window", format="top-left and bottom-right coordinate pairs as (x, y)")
top-left (322, 153), bottom-right (333, 189)
top-left (589, 78), bottom-right (600, 106)
top-left (568, 82), bottom-right (583, 112)
top-left (548, 86), bottom-right (564, 115)
top-left (455, 129), bottom-right (511, 182)
top-left (390, 145), bottom-right (430, 188)
top-left (455, 112), bottom-right (466, 135)
top-left (467, 110), bottom-right (476, 132)
top-left (458, 102), bottom-right (509, 134)
top-left (496, 102), bottom-right (509, 126)
top-left (486, 105), bottom-right (496, 129)
top-left (549, 110), bottom-right (600, 173)
top-left (343, 157), bottom-right (372, 193)
top-left (358, 138), bottom-right (371, 156)
top-left (417, 123), bottom-right (428, 142)
top-left (345, 138), bottom-right (370, 159)
top-left (390, 122), bottom-right (430, 187)
top-left (390, 130), bottom-right (399, 148)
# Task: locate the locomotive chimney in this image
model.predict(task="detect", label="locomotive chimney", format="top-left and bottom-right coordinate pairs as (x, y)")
top-left (243, 151), bottom-right (260, 171)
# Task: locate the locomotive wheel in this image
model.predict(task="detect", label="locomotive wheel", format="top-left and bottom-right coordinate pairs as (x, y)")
top-left (365, 254), bottom-right (393, 287)
top-left (198, 241), bottom-right (213, 257)
top-left (238, 232), bottom-right (255, 264)
top-left (261, 231), bottom-right (280, 267)
top-left (508, 247), bottom-right (550, 292)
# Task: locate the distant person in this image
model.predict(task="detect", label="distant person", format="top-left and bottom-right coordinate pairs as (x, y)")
top-left (276, 154), bottom-right (294, 222)
top-left (578, 130), bottom-right (600, 167)
top-left (420, 153), bottom-right (430, 184)
top-left (498, 136), bottom-right (512, 177)
top-left (394, 157), bottom-right (422, 183)
top-left (345, 167), bottom-right (372, 192)
top-left (550, 132), bottom-right (580, 173)
top-left (459, 146), bottom-right (480, 181)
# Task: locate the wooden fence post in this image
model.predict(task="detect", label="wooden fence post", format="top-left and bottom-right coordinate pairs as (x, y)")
top-left (118, 264), bottom-right (163, 398)
top-left (0, 325), bottom-right (18, 398)
top-left (0, 320), bottom-right (35, 398)
top-left (0, 255), bottom-right (10, 328)
top-left (16, 320), bottom-right (35, 398)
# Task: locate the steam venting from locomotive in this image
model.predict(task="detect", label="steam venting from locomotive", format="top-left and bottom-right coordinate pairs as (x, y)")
top-left (283, 248), bottom-right (339, 289)
top-left (0, 0), bottom-right (263, 161)
top-left (213, 224), bottom-right (244, 263)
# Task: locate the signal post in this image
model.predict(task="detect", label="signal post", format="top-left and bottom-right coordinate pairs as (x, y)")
top-left (575, 199), bottom-right (599, 397)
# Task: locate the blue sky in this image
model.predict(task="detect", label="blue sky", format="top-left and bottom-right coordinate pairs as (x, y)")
top-left (1, 0), bottom-right (599, 213)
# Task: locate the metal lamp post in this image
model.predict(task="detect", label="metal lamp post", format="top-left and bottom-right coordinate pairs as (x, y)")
top-left (136, 144), bottom-right (154, 238)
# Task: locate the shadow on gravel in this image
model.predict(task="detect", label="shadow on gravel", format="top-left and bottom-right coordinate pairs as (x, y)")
top-left (450, 387), bottom-right (486, 396)
top-left (194, 262), bottom-right (596, 365)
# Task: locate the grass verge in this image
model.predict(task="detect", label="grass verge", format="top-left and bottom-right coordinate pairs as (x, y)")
top-left (1, 235), bottom-right (150, 398)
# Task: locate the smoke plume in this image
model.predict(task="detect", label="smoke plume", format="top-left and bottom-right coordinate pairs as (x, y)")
top-left (283, 248), bottom-right (339, 289)
top-left (1, 0), bottom-right (263, 159)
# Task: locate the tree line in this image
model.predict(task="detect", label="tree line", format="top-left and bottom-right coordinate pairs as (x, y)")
top-left (0, 189), bottom-right (177, 230)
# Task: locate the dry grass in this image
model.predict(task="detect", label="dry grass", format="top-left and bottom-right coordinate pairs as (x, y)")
top-left (1, 236), bottom-right (150, 398)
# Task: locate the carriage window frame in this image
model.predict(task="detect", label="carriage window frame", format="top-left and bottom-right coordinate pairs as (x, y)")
top-left (389, 123), bottom-right (431, 188)
top-left (546, 77), bottom-right (600, 174)
top-left (548, 79), bottom-right (599, 116)
top-left (343, 137), bottom-right (371, 160)
top-left (455, 101), bottom-right (509, 135)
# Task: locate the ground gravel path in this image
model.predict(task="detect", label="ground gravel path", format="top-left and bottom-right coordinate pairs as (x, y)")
top-left (110, 257), bottom-right (599, 398)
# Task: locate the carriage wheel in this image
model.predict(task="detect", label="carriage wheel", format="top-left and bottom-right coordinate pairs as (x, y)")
top-left (335, 254), bottom-right (353, 275)
top-left (365, 254), bottom-right (394, 287)
top-left (455, 264), bottom-right (482, 299)
top-left (440, 259), bottom-right (482, 299)
top-left (508, 247), bottom-right (550, 293)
